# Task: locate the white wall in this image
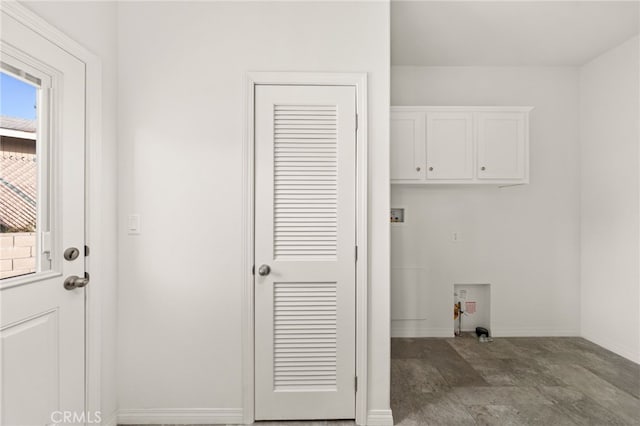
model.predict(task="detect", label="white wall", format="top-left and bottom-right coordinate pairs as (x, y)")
top-left (116, 1), bottom-right (390, 422)
top-left (21, 1), bottom-right (119, 423)
top-left (580, 36), bottom-right (640, 363)
top-left (391, 66), bottom-right (581, 337)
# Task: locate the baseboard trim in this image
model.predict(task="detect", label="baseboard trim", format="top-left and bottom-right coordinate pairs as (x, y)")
top-left (391, 324), bottom-right (453, 338)
top-left (491, 328), bottom-right (579, 337)
top-left (117, 408), bottom-right (244, 425)
top-left (366, 409), bottom-right (394, 426)
top-left (392, 324), bottom-right (581, 339)
top-left (101, 410), bottom-right (118, 426)
top-left (581, 332), bottom-right (640, 364)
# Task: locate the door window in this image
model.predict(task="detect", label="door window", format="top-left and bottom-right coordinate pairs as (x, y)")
top-left (1, 62), bottom-right (51, 280)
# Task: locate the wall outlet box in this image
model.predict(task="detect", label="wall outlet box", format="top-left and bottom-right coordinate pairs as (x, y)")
top-left (391, 208), bottom-right (405, 223)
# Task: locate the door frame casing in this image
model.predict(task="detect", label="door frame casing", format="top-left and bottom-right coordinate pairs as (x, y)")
top-left (1, 1), bottom-right (104, 422)
top-left (242, 72), bottom-right (368, 424)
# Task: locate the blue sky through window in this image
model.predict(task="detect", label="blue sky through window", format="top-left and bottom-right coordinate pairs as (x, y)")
top-left (0, 71), bottom-right (37, 120)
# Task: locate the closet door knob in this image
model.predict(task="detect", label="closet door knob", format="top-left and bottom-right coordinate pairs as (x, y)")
top-left (429, 167), bottom-right (434, 171)
top-left (481, 166), bottom-right (486, 171)
top-left (258, 264), bottom-right (271, 276)
top-left (416, 167), bottom-right (421, 172)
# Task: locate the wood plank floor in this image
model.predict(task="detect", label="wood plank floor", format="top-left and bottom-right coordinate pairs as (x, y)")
top-left (391, 334), bottom-right (640, 425)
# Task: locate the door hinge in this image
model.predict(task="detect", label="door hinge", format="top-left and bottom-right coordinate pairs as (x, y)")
top-left (252, 265), bottom-right (255, 275)
top-left (355, 113), bottom-right (358, 131)
top-left (355, 245), bottom-right (358, 262)
top-left (84, 245), bottom-right (90, 256)
top-left (354, 375), bottom-right (358, 392)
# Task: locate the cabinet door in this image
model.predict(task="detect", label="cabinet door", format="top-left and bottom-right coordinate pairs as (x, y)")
top-left (477, 112), bottom-right (527, 180)
top-left (426, 112), bottom-right (473, 180)
top-left (391, 111), bottom-right (425, 181)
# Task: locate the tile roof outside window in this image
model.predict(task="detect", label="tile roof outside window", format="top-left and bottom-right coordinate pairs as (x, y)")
top-left (1, 115), bottom-right (37, 232)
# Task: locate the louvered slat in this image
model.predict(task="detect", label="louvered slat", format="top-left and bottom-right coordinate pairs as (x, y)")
top-left (273, 105), bottom-right (337, 259)
top-left (273, 282), bottom-right (337, 391)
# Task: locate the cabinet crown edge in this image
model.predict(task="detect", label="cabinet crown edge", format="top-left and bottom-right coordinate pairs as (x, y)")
top-left (391, 106), bottom-right (534, 113)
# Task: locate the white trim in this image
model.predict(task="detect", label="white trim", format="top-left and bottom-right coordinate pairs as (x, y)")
top-left (391, 105), bottom-right (535, 113)
top-left (390, 325), bottom-right (581, 339)
top-left (241, 70), bottom-right (256, 426)
top-left (491, 328), bottom-right (579, 337)
top-left (354, 72), bottom-right (369, 426)
top-left (101, 410), bottom-right (118, 426)
top-left (366, 409), bottom-right (394, 426)
top-left (1, 1), bottom-right (104, 421)
top-left (243, 72), bottom-right (368, 425)
top-left (391, 324), bottom-right (454, 338)
top-left (117, 408), bottom-right (244, 425)
top-left (0, 270), bottom-right (62, 291)
top-left (84, 44), bottom-right (103, 426)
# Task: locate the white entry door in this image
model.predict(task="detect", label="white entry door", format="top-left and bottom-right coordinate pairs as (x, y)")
top-left (1, 10), bottom-right (87, 426)
top-left (254, 85), bottom-right (357, 420)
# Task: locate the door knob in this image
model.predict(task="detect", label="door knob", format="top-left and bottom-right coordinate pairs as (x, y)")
top-left (64, 275), bottom-right (89, 290)
top-left (258, 264), bottom-right (271, 276)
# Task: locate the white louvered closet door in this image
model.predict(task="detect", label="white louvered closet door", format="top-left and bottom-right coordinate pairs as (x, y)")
top-left (255, 85), bottom-right (357, 420)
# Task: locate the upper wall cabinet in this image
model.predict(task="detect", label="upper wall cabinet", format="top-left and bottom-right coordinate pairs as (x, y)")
top-left (477, 112), bottom-right (527, 180)
top-left (391, 106), bottom-right (533, 184)
top-left (426, 112), bottom-right (473, 180)
top-left (390, 111), bottom-right (425, 181)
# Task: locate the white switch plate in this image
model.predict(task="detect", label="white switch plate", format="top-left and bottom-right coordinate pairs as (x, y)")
top-left (128, 214), bottom-right (141, 235)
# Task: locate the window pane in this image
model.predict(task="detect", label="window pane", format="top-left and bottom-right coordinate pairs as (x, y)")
top-left (0, 70), bottom-right (38, 279)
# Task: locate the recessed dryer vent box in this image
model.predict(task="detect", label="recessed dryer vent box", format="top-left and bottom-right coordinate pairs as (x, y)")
top-left (390, 208), bottom-right (405, 223)
top-left (454, 283), bottom-right (491, 333)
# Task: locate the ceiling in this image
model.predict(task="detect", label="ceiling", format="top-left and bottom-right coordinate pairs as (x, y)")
top-left (391, 1), bottom-right (640, 66)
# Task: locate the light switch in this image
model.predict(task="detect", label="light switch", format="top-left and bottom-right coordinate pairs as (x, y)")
top-left (127, 214), bottom-right (141, 235)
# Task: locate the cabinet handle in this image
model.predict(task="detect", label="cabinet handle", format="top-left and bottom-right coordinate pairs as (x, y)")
top-left (416, 167), bottom-right (421, 172)
top-left (429, 167), bottom-right (434, 171)
top-left (481, 166), bottom-right (486, 171)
